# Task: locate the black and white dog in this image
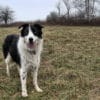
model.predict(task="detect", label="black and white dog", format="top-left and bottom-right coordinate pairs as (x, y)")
top-left (2, 23), bottom-right (43, 97)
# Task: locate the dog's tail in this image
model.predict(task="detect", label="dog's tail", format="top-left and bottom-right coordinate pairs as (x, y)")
top-left (2, 35), bottom-right (17, 59)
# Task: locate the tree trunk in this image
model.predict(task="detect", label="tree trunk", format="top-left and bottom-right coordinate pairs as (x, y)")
top-left (4, 17), bottom-right (8, 24)
top-left (85, 0), bottom-right (90, 21)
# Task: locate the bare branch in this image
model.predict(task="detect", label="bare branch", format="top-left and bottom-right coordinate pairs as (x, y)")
top-left (0, 6), bottom-right (14, 24)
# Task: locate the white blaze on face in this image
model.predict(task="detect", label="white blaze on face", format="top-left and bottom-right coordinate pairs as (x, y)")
top-left (25, 25), bottom-right (38, 44)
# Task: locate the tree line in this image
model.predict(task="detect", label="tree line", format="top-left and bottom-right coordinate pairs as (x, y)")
top-left (46, 0), bottom-right (100, 25)
top-left (1, 0), bottom-right (100, 26)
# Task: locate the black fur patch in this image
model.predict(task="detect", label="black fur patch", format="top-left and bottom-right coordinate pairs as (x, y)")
top-left (19, 23), bottom-right (43, 38)
top-left (31, 24), bottom-right (43, 38)
top-left (2, 34), bottom-right (21, 65)
top-left (19, 24), bottom-right (29, 37)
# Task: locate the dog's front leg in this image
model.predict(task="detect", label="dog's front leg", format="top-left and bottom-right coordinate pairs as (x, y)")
top-left (32, 66), bottom-right (43, 92)
top-left (20, 67), bottom-right (28, 97)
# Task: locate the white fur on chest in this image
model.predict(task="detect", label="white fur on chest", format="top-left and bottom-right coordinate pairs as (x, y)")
top-left (17, 37), bottom-right (43, 68)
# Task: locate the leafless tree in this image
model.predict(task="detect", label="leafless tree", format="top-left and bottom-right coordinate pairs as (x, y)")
top-left (73, 0), bottom-right (85, 13)
top-left (0, 6), bottom-right (14, 24)
top-left (62, 0), bottom-right (71, 19)
top-left (73, 0), bottom-right (85, 19)
top-left (73, 0), bottom-right (97, 21)
top-left (46, 11), bottom-right (59, 24)
top-left (56, 2), bottom-right (61, 17)
top-left (46, 0), bottom-right (100, 25)
top-left (85, 0), bottom-right (97, 21)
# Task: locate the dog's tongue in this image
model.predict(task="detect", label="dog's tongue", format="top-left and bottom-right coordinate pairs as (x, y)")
top-left (28, 43), bottom-right (34, 49)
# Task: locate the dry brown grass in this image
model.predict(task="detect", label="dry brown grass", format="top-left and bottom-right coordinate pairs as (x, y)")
top-left (0, 26), bottom-right (100, 100)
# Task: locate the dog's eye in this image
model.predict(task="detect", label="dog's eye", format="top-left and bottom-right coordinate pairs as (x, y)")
top-left (23, 27), bottom-right (28, 34)
top-left (24, 30), bottom-right (28, 34)
top-left (34, 32), bottom-right (38, 35)
top-left (21, 28), bottom-right (29, 36)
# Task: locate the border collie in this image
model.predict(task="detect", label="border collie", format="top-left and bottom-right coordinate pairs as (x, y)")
top-left (2, 23), bottom-right (43, 97)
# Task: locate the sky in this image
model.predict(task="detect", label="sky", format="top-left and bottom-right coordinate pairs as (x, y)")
top-left (0, 0), bottom-right (58, 21)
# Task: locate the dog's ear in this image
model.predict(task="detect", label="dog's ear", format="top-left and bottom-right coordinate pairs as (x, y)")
top-left (33, 24), bottom-right (44, 30)
top-left (18, 24), bottom-right (29, 30)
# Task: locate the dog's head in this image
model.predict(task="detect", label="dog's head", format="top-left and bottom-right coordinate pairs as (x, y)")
top-left (19, 23), bottom-right (43, 50)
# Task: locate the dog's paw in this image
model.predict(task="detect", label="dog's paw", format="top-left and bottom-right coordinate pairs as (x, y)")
top-left (36, 87), bottom-right (43, 92)
top-left (22, 92), bottom-right (28, 97)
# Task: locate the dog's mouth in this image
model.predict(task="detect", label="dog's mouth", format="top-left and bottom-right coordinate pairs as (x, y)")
top-left (27, 42), bottom-right (35, 49)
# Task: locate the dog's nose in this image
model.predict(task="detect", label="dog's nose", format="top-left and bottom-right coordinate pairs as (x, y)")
top-left (29, 38), bottom-right (33, 43)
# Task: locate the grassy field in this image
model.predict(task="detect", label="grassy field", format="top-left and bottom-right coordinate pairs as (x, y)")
top-left (0, 26), bottom-right (100, 100)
